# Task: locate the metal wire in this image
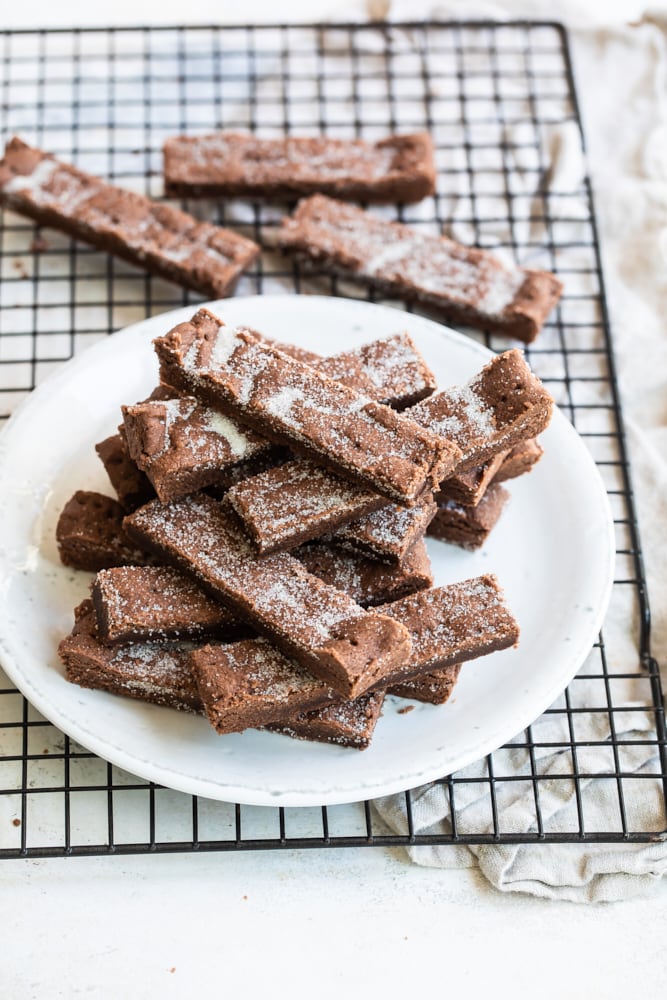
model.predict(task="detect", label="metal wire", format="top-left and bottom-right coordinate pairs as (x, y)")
top-left (0, 21), bottom-right (665, 858)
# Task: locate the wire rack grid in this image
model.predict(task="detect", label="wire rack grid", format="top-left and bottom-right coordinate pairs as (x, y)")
top-left (0, 21), bottom-right (665, 859)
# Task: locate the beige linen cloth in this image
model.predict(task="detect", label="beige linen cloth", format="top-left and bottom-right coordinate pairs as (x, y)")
top-left (311, 1), bottom-right (667, 901)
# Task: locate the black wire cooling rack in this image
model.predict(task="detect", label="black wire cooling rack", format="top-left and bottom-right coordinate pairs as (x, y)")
top-left (0, 21), bottom-right (665, 859)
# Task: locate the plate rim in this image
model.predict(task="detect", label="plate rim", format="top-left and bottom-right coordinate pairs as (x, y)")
top-left (0, 294), bottom-right (616, 806)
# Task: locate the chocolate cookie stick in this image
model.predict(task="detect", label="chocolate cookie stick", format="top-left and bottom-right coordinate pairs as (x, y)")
top-left (329, 492), bottom-right (437, 566)
top-left (56, 491), bottom-right (158, 572)
top-left (371, 574), bottom-right (519, 692)
top-left (92, 566), bottom-right (245, 644)
top-left (153, 309), bottom-right (460, 503)
top-left (95, 432), bottom-right (155, 511)
top-left (315, 332), bottom-right (437, 410)
top-left (226, 461), bottom-right (387, 554)
top-left (163, 132), bottom-right (436, 204)
top-left (270, 195), bottom-right (562, 342)
top-left (0, 137), bottom-right (259, 299)
top-left (297, 539), bottom-right (433, 607)
top-left (191, 638), bottom-right (339, 734)
top-left (437, 437), bottom-right (543, 507)
top-left (266, 692), bottom-right (386, 750)
top-left (436, 452), bottom-right (508, 507)
top-left (427, 483), bottom-right (510, 551)
top-left (389, 664), bottom-right (461, 704)
top-left (267, 331), bottom-right (437, 409)
top-left (408, 349), bottom-right (553, 473)
top-left (123, 494), bottom-right (412, 699)
top-left (494, 438), bottom-right (544, 483)
top-left (59, 601), bottom-right (202, 714)
top-left (122, 395), bottom-right (271, 503)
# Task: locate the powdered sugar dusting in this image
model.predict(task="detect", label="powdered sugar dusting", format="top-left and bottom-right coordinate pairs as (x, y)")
top-left (204, 409), bottom-right (250, 458)
top-left (315, 331), bottom-right (434, 406)
top-left (95, 636), bottom-right (200, 709)
top-left (249, 572), bottom-right (363, 644)
top-left (428, 382), bottom-right (495, 443)
top-left (160, 242), bottom-right (244, 271)
top-left (364, 334), bottom-right (427, 390)
top-left (168, 134), bottom-right (399, 186)
top-left (209, 325), bottom-right (243, 369)
top-left (365, 239), bottom-right (419, 274)
top-left (263, 384), bottom-right (306, 423)
top-left (183, 340), bottom-right (200, 372)
top-left (228, 460), bottom-right (379, 545)
top-left (155, 398), bottom-right (197, 456)
top-left (4, 158), bottom-right (58, 194)
top-left (334, 494), bottom-right (435, 560)
top-left (4, 158), bottom-right (97, 217)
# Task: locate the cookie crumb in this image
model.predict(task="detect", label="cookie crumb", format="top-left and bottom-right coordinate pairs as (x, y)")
top-left (12, 818), bottom-right (21, 827)
top-left (30, 236), bottom-right (50, 253)
top-left (397, 705), bottom-right (414, 714)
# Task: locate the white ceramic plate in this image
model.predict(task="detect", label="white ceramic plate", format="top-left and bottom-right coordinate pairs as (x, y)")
top-left (0, 295), bottom-right (614, 807)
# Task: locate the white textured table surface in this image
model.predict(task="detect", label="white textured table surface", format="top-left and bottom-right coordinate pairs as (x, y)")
top-left (1, 2), bottom-right (666, 997)
top-left (3, 849), bottom-right (667, 998)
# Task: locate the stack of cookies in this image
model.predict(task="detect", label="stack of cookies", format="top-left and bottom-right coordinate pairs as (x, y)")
top-left (56, 308), bottom-right (553, 749)
top-left (0, 127), bottom-right (561, 751)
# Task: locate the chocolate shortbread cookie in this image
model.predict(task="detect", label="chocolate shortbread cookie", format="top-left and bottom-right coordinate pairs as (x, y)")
top-left (297, 538), bottom-right (433, 607)
top-left (329, 492), bottom-right (437, 566)
top-left (92, 565), bottom-right (244, 644)
top-left (59, 600), bottom-right (202, 713)
top-left (271, 195), bottom-right (562, 342)
top-left (226, 460), bottom-right (387, 554)
top-left (191, 638), bottom-right (339, 734)
top-left (266, 692), bottom-right (386, 750)
top-left (0, 137), bottom-right (259, 299)
top-left (366, 574), bottom-right (519, 692)
top-left (56, 491), bottom-right (157, 572)
top-left (436, 451), bottom-right (508, 507)
top-left (427, 483), bottom-right (510, 550)
top-left (408, 349), bottom-right (553, 473)
top-left (95, 432), bottom-right (155, 511)
top-left (494, 438), bottom-right (544, 483)
top-left (389, 664), bottom-right (461, 704)
top-left (163, 132), bottom-right (436, 203)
